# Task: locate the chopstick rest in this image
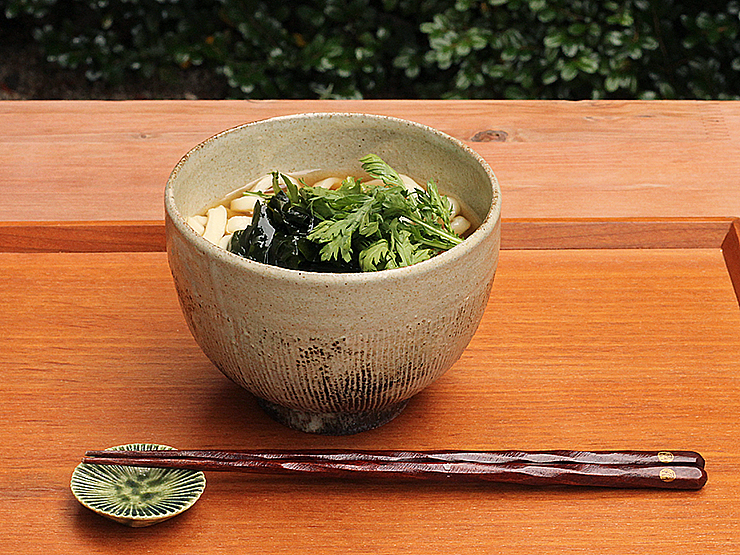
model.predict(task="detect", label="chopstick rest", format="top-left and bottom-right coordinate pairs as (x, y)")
top-left (82, 449), bottom-right (707, 490)
top-left (71, 443), bottom-right (206, 527)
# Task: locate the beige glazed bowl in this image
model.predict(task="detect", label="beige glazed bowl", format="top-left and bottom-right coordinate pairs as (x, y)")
top-left (165, 113), bottom-right (501, 434)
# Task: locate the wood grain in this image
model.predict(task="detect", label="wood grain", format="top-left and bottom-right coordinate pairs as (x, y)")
top-left (1, 249), bottom-right (739, 553)
top-left (0, 217), bottom-right (735, 252)
top-left (2, 100), bottom-right (739, 222)
top-left (0, 221), bottom-right (165, 252)
top-left (502, 217), bottom-right (735, 249)
top-left (722, 219), bottom-right (740, 305)
top-left (2, 101), bottom-right (740, 554)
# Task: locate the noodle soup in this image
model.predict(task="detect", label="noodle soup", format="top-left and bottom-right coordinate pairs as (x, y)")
top-left (187, 165), bottom-right (474, 265)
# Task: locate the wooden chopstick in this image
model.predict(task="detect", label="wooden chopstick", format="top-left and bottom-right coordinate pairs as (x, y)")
top-left (84, 449), bottom-right (705, 468)
top-left (81, 449), bottom-right (707, 490)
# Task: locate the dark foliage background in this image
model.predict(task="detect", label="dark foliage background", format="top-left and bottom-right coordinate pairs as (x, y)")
top-left (4, 0), bottom-right (740, 99)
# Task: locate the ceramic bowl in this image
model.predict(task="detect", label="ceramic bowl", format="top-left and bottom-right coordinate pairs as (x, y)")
top-left (164, 112), bottom-right (501, 434)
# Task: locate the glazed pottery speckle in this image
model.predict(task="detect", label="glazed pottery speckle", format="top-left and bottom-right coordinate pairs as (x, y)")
top-left (164, 113), bottom-right (501, 434)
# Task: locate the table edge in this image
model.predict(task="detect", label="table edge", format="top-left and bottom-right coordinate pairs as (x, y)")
top-left (0, 217), bottom-right (734, 252)
top-left (3, 217), bottom-right (738, 307)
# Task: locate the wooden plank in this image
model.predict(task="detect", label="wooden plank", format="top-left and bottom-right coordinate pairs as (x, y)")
top-left (0, 221), bottom-right (165, 252)
top-left (1, 100), bottom-right (739, 223)
top-left (1, 249), bottom-right (739, 553)
top-left (721, 219), bottom-right (740, 305)
top-left (0, 218), bottom-right (735, 252)
top-left (502, 217), bottom-right (735, 250)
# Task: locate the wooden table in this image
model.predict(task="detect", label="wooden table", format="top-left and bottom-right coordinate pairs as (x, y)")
top-left (1, 100), bottom-right (739, 553)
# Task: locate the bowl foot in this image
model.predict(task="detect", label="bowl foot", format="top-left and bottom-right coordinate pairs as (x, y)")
top-left (256, 398), bottom-right (410, 435)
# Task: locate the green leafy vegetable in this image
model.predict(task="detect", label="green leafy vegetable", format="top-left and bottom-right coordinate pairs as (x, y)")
top-left (229, 156), bottom-right (463, 272)
top-left (359, 154), bottom-right (404, 187)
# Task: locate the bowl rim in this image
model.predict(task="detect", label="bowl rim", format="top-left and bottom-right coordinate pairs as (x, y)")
top-left (164, 112), bottom-right (501, 284)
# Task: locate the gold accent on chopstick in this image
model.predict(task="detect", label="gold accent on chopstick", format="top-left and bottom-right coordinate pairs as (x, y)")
top-left (659, 468), bottom-right (677, 482)
top-left (657, 451), bottom-right (675, 463)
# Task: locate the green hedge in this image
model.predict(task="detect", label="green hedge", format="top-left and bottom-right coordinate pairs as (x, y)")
top-left (6, 0), bottom-right (740, 99)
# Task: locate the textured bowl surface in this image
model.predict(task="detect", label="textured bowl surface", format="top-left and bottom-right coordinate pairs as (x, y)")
top-left (70, 443), bottom-right (206, 527)
top-left (165, 113), bottom-right (501, 434)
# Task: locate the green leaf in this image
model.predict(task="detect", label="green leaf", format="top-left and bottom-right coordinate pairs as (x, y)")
top-left (359, 154), bottom-right (403, 187)
top-left (696, 12), bottom-right (713, 31)
top-left (528, 0), bottom-right (546, 11)
top-left (605, 74), bottom-right (621, 92)
top-left (562, 42), bottom-right (580, 57)
top-left (542, 69), bottom-right (558, 85)
top-left (575, 54), bottom-right (599, 73)
top-left (390, 226), bottom-right (415, 267)
top-left (279, 173), bottom-right (300, 204)
top-left (359, 239), bottom-right (390, 271)
top-left (568, 23), bottom-right (587, 36)
top-left (544, 32), bottom-right (564, 48)
top-left (560, 62), bottom-right (578, 81)
top-left (308, 196), bottom-right (376, 263)
top-left (537, 8), bottom-right (556, 23)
